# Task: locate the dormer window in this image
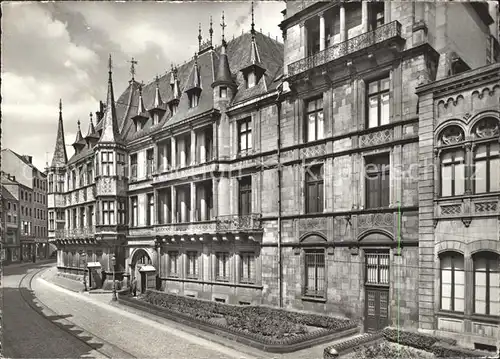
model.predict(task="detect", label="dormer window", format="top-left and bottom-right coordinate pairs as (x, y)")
top-left (152, 113), bottom-right (159, 126)
top-left (220, 86), bottom-right (228, 98)
top-left (189, 92), bottom-right (200, 108)
top-left (136, 121), bottom-right (142, 132)
top-left (169, 103), bottom-right (178, 115)
top-left (247, 72), bottom-right (256, 89)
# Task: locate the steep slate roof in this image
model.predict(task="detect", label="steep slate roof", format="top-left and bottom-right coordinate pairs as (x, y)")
top-left (2, 185), bottom-right (17, 202)
top-left (68, 30), bottom-right (283, 154)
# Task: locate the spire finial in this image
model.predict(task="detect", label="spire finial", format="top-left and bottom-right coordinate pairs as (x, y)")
top-left (209, 16), bottom-right (213, 44)
top-left (89, 112), bottom-right (93, 124)
top-left (59, 99), bottom-right (62, 113)
top-left (198, 23), bottom-right (202, 49)
top-left (77, 120), bottom-right (81, 129)
top-left (108, 54), bottom-right (112, 73)
top-left (129, 57), bottom-right (138, 81)
top-left (251, 1), bottom-right (255, 36)
top-left (221, 11), bottom-right (226, 43)
top-left (155, 74), bottom-right (160, 87)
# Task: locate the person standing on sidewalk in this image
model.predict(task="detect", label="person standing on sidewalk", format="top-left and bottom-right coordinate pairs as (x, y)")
top-left (131, 277), bottom-right (137, 297)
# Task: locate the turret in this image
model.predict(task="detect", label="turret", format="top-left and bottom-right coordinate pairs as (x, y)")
top-left (72, 120), bottom-right (85, 153)
top-left (148, 75), bottom-right (166, 125)
top-left (240, 2), bottom-right (266, 89)
top-left (166, 65), bottom-right (181, 115)
top-left (132, 83), bottom-right (149, 131)
top-left (185, 53), bottom-right (202, 108)
top-left (85, 112), bottom-right (100, 147)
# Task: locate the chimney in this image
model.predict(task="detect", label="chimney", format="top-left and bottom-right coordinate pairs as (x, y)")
top-left (12, 176), bottom-right (16, 182)
top-left (23, 155), bottom-right (33, 164)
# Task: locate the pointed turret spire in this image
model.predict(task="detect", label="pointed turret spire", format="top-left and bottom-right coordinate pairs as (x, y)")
top-left (72, 120), bottom-right (85, 152)
top-left (212, 12), bottom-right (236, 90)
top-left (50, 99), bottom-right (68, 168)
top-left (98, 54), bottom-right (122, 144)
top-left (169, 63), bottom-right (175, 86)
top-left (209, 16), bottom-right (213, 44)
top-left (249, 1), bottom-right (261, 65)
top-left (251, 1), bottom-right (255, 37)
top-left (172, 67), bottom-right (181, 100)
top-left (198, 23), bottom-right (202, 51)
top-left (132, 82), bottom-right (149, 128)
top-left (85, 112), bottom-right (99, 145)
top-left (192, 53), bottom-right (201, 88)
top-left (151, 75), bottom-right (163, 109)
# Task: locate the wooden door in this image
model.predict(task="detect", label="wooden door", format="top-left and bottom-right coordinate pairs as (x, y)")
top-left (364, 287), bottom-right (389, 333)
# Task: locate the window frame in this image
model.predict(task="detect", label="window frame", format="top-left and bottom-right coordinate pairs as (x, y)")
top-left (101, 151), bottom-right (113, 176)
top-left (130, 154), bottom-right (138, 180)
top-left (186, 251), bottom-right (198, 279)
top-left (238, 176), bottom-right (252, 215)
top-left (131, 196), bottom-right (138, 227)
top-left (473, 252), bottom-right (500, 316)
top-left (168, 251), bottom-right (179, 277)
top-left (365, 154), bottom-right (390, 209)
top-left (146, 149), bottom-right (154, 178)
top-left (304, 96), bottom-right (324, 143)
top-left (473, 142), bottom-right (500, 194)
top-left (440, 252), bottom-right (465, 313)
top-left (215, 252), bottom-right (230, 282)
top-left (305, 165), bottom-right (324, 214)
top-left (240, 252), bottom-right (256, 284)
top-left (303, 248), bottom-right (326, 299)
top-left (440, 149), bottom-right (466, 197)
top-left (238, 117), bottom-right (252, 154)
top-left (146, 193), bottom-right (154, 226)
top-left (366, 76), bottom-right (390, 129)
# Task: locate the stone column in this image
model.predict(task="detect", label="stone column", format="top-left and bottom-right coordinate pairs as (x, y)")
top-left (190, 182), bottom-right (196, 222)
top-left (199, 131), bottom-right (206, 164)
top-left (171, 186), bottom-right (177, 224)
top-left (340, 4), bottom-right (346, 42)
top-left (319, 12), bottom-right (326, 51)
top-left (300, 21), bottom-right (307, 57)
top-left (212, 178), bottom-right (219, 218)
top-left (465, 143), bottom-right (473, 195)
top-left (212, 122), bottom-right (217, 161)
top-left (171, 137), bottom-right (177, 169)
top-left (384, 2), bottom-right (391, 24)
top-left (434, 149), bottom-right (441, 197)
top-left (190, 129), bottom-right (196, 166)
top-left (362, 1), bottom-right (369, 33)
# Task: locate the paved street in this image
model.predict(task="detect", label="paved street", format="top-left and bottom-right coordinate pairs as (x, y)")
top-left (3, 263), bottom-right (258, 359)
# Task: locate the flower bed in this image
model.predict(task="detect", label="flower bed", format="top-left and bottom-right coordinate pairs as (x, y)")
top-left (344, 341), bottom-right (436, 359)
top-left (139, 290), bottom-right (354, 340)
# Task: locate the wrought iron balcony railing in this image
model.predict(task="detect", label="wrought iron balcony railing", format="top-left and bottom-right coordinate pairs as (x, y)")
top-left (216, 214), bottom-right (262, 232)
top-left (288, 21), bottom-right (402, 78)
top-left (54, 226), bottom-right (96, 239)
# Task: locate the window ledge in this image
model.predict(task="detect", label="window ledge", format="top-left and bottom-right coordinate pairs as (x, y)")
top-left (470, 314), bottom-right (500, 324)
top-left (437, 310), bottom-right (465, 319)
top-left (301, 296), bottom-right (327, 303)
top-left (436, 192), bottom-right (500, 203)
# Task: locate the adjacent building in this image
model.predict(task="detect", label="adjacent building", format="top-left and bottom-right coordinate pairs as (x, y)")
top-left (49, 0), bottom-right (499, 346)
top-left (1, 149), bottom-right (49, 260)
top-left (1, 179), bottom-right (20, 263)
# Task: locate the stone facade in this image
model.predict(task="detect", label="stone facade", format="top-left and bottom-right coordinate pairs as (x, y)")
top-left (417, 62), bottom-right (500, 350)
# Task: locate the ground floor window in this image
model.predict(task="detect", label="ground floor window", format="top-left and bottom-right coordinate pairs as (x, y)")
top-left (303, 249), bottom-right (325, 298)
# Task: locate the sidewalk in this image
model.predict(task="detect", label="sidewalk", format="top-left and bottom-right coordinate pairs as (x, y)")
top-left (4, 258), bottom-right (56, 268)
top-left (42, 267), bottom-right (113, 295)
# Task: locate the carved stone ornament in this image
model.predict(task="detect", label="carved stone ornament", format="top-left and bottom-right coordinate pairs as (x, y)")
top-left (473, 118), bottom-right (499, 139)
top-left (327, 247), bottom-right (334, 255)
top-left (350, 247), bottom-right (359, 256)
top-left (463, 113), bottom-right (472, 121)
top-left (461, 217), bottom-right (472, 228)
top-left (441, 126), bottom-right (464, 145)
top-left (293, 247), bottom-right (301, 255)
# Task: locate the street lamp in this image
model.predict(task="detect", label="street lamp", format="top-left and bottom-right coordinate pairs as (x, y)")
top-left (82, 252), bottom-right (88, 291)
top-left (111, 254), bottom-right (117, 301)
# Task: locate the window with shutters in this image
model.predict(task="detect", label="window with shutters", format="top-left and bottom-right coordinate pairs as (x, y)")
top-left (440, 252), bottom-right (465, 312)
top-left (366, 77), bottom-right (390, 128)
top-left (473, 252), bottom-right (500, 316)
top-left (305, 165), bottom-right (324, 214)
top-left (215, 252), bottom-right (230, 282)
top-left (240, 252), bottom-right (256, 284)
top-left (305, 96), bottom-right (324, 142)
top-left (441, 150), bottom-right (465, 197)
top-left (238, 176), bottom-right (252, 215)
top-left (365, 154), bottom-right (390, 209)
top-left (303, 249), bottom-right (325, 298)
top-left (186, 251), bottom-right (198, 279)
top-left (473, 143), bottom-right (500, 194)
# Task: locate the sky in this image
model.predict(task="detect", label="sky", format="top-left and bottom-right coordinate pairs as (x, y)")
top-left (2, 1), bottom-right (285, 172)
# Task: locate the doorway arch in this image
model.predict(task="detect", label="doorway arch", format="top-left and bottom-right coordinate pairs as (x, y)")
top-left (130, 248), bottom-right (153, 293)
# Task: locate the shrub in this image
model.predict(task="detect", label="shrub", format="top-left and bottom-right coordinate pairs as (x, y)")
top-left (382, 327), bottom-right (439, 351)
top-left (431, 342), bottom-right (488, 358)
top-left (352, 342), bottom-right (435, 359)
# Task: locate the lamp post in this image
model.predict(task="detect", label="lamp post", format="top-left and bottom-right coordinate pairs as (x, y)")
top-left (82, 252), bottom-right (88, 291)
top-left (111, 254), bottom-right (117, 301)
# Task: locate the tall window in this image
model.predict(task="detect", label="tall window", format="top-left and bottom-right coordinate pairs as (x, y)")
top-left (146, 149), bottom-right (154, 177)
top-left (441, 151), bottom-right (465, 197)
top-left (87, 160), bottom-right (94, 184)
top-left (168, 251), bottom-right (179, 277)
top-left (101, 152), bottom-right (113, 176)
top-left (215, 252), bottom-right (229, 282)
top-left (368, 2), bottom-right (385, 30)
top-left (186, 251), bottom-right (198, 279)
top-left (304, 249), bottom-right (325, 298)
top-left (440, 253), bottom-right (465, 312)
top-left (117, 153), bottom-right (125, 178)
top-left (238, 118), bottom-right (252, 154)
top-left (72, 209), bottom-right (77, 229)
top-left (240, 252), bottom-right (256, 284)
top-left (219, 86), bottom-right (228, 98)
top-left (130, 154), bottom-right (138, 180)
top-left (247, 71), bottom-right (256, 88)
top-left (147, 194), bottom-right (154, 226)
top-left (473, 143), bottom-right (500, 194)
top-left (189, 92), bottom-right (199, 108)
top-left (48, 175), bottom-right (54, 193)
top-left (365, 154), bottom-right (390, 209)
top-left (305, 165), bottom-right (324, 214)
top-left (102, 201), bottom-right (115, 225)
top-left (238, 176), bottom-right (252, 215)
top-left (131, 197), bottom-right (138, 227)
top-left (72, 171), bottom-right (76, 189)
top-left (79, 166), bottom-right (84, 187)
top-left (473, 252), bottom-right (500, 316)
top-left (365, 251), bottom-right (390, 285)
top-left (305, 96), bottom-right (324, 142)
top-left (118, 201), bottom-right (126, 225)
top-left (367, 77), bottom-right (390, 128)
top-left (58, 174), bottom-right (65, 192)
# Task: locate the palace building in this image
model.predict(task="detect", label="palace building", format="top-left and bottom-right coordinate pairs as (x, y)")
top-left (48, 1), bottom-right (499, 341)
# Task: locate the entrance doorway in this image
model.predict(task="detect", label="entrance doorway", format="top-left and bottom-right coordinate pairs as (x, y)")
top-left (140, 272), bottom-right (147, 293)
top-left (364, 251), bottom-right (390, 333)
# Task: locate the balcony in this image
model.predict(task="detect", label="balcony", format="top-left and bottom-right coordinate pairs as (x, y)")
top-left (153, 162), bottom-right (217, 183)
top-left (288, 20), bottom-right (402, 78)
top-left (216, 214), bottom-right (262, 232)
top-left (155, 221), bottom-right (217, 236)
top-left (55, 226), bottom-right (96, 239)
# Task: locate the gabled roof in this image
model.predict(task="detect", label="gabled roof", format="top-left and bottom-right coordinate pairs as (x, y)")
top-left (2, 186), bottom-right (17, 202)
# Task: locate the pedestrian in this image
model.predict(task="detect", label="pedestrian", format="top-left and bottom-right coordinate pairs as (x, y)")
top-left (131, 277), bottom-right (137, 297)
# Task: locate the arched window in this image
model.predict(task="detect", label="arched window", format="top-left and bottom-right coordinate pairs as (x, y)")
top-left (440, 252), bottom-right (464, 312)
top-left (301, 234), bottom-right (326, 299)
top-left (472, 118), bottom-right (500, 194)
top-left (473, 252), bottom-right (500, 316)
top-left (137, 253), bottom-right (151, 265)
